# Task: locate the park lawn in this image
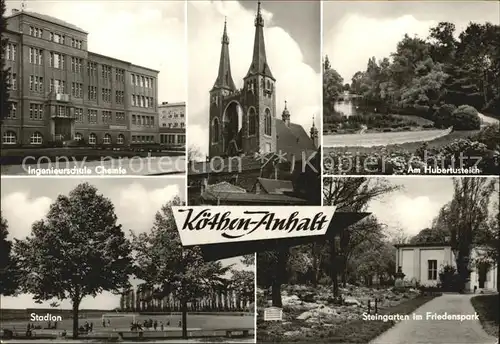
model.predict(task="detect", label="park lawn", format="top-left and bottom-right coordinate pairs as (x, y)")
top-left (324, 129), bottom-right (480, 155)
top-left (257, 295), bottom-right (436, 343)
top-left (390, 114), bottom-right (434, 126)
top-left (471, 294), bottom-right (499, 338)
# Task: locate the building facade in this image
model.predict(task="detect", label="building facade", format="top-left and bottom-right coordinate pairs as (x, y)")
top-left (395, 243), bottom-right (498, 292)
top-left (2, 9), bottom-right (159, 147)
top-left (158, 101), bottom-right (185, 147)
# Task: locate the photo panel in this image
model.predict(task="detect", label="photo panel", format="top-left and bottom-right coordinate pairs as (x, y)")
top-left (0, 176), bottom-right (255, 342)
top-left (1, 1), bottom-right (186, 176)
top-left (322, 1), bottom-right (500, 176)
top-left (257, 175), bottom-right (499, 343)
top-left (187, 0), bottom-right (322, 206)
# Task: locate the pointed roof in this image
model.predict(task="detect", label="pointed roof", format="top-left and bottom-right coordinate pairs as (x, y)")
top-left (244, 1), bottom-right (275, 81)
top-left (212, 18), bottom-right (236, 91)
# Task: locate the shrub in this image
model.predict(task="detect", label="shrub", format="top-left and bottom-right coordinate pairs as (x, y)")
top-left (438, 265), bottom-right (461, 292)
top-left (433, 104), bottom-right (456, 129)
top-left (451, 105), bottom-right (481, 130)
top-left (472, 123), bottom-right (500, 150)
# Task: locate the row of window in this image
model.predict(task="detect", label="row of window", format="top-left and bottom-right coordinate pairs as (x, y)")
top-left (131, 115), bottom-right (155, 127)
top-left (131, 74), bottom-right (153, 88)
top-left (2, 131), bottom-right (128, 145)
top-left (29, 47), bottom-right (43, 65)
top-left (162, 122), bottom-right (184, 128)
top-left (71, 82), bottom-right (83, 98)
top-left (131, 135), bottom-right (155, 143)
top-left (211, 108), bottom-right (272, 143)
top-left (160, 134), bottom-right (185, 145)
top-left (132, 95), bottom-right (154, 108)
top-left (28, 26), bottom-right (43, 38)
top-left (75, 109), bottom-right (127, 125)
top-left (3, 131), bottom-right (43, 145)
top-left (2, 131), bottom-right (186, 146)
top-left (30, 26), bottom-right (74, 48)
top-left (71, 57), bottom-right (83, 73)
top-left (71, 38), bottom-right (83, 50)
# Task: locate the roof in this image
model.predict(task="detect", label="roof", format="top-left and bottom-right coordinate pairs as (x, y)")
top-left (206, 182), bottom-right (247, 193)
top-left (8, 11), bottom-right (88, 34)
top-left (394, 242), bottom-right (451, 249)
top-left (276, 119), bottom-right (317, 161)
top-left (201, 191), bottom-right (307, 205)
top-left (188, 155), bottom-right (262, 176)
top-left (255, 178), bottom-right (293, 194)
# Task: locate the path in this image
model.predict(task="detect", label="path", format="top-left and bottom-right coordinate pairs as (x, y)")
top-left (370, 294), bottom-right (497, 344)
top-left (478, 112), bottom-right (499, 126)
top-left (323, 128), bottom-right (452, 147)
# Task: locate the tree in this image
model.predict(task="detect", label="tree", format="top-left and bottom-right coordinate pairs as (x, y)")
top-left (323, 177), bottom-right (400, 296)
top-left (0, 213), bottom-right (18, 296)
top-left (188, 145), bottom-right (203, 162)
top-left (14, 183), bottom-right (133, 339)
top-left (323, 67), bottom-right (344, 115)
top-left (0, 0), bottom-right (11, 123)
top-left (443, 178), bottom-right (496, 292)
top-left (410, 227), bottom-right (451, 244)
top-left (131, 196), bottom-right (232, 339)
top-left (240, 254), bottom-right (255, 266)
top-left (229, 270), bottom-right (255, 309)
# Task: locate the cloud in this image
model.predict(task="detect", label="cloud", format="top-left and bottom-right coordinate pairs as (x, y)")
top-left (369, 194), bottom-right (441, 237)
top-left (114, 182), bottom-right (180, 234)
top-left (6, 1), bottom-right (186, 102)
top-left (187, 1), bottom-right (320, 156)
top-left (1, 192), bottom-right (52, 239)
top-left (324, 13), bottom-right (436, 82)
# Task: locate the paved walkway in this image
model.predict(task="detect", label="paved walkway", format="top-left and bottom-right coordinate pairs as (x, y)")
top-left (370, 294), bottom-right (497, 344)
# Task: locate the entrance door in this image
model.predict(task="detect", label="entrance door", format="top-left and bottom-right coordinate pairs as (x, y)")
top-left (478, 263), bottom-right (488, 288)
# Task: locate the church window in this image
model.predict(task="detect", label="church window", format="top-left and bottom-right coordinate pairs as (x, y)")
top-left (212, 118), bottom-right (220, 143)
top-left (248, 108), bottom-right (257, 136)
top-left (266, 80), bottom-right (270, 89)
top-left (264, 108), bottom-right (272, 136)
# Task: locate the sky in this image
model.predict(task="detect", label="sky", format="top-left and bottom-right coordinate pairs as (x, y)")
top-left (323, 1), bottom-right (500, 82)
top-left (187, 1), bottom-right (321, 156)
top-left (366, 177), bottom-right (499, 238)
top-left (5, 0), bottom-right (186, 103)
top-left (0, 177), bottom-right (250, 310)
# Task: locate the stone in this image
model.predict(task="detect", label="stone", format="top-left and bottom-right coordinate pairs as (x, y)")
top-left (344, 297), bottom-right (361, 306)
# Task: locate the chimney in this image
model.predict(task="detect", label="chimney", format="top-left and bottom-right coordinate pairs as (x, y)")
top-left (281, 100), bottom-right (290, 127)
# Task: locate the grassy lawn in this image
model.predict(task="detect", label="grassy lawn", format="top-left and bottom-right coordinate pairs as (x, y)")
top-left (257, 295), bottom-right (436, 343)
top-left (324, 129), bottom-right (479, 154)
top-left (471, 294), bottom-right (499, 338)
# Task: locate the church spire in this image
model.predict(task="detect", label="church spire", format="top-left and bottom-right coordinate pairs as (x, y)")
top-left (212, 17), bottom-right (236, 91)
top-left (244, 1), bottom-right (275, 80)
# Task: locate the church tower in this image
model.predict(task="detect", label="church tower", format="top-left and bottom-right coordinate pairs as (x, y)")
top-left (310, 116), bottom-right (319, 148)
top-left (241, 1), bottom-right (277, 154)
top-left (209, 18), bottom-right (236, 158)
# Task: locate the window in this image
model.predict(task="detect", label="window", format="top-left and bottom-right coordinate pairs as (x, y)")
top-left (87, 109), bottom-right (97, 124)
top-left (248, 108), bottom-right (257, 136)
top-left (102, 111), bottom-right (112, 124)
top-left (51, 79), bottom-right (65, 93)
top-left (178, 134), bottom-right (185, 144)
top-left (131, 74), bottom-right (136, 85)
top-left (116, 112), bottom-right (125, 123)
top-left (102, 65), bottom-right (112, 81)
top-left (74, 132), bottom-right (83, 141)
top-left (115, 90), bottom-right (124, 104)
top-left (87, 62), bottom-right (97, 77)
top-left (116, 69), bottom-right (125, 82)
top-left (2, 131), bottom-right (16, 145)
top-left (71, 57), bottom-right (83, 73)
top-left (264, 108), bottom-right (272, 136)
top-left (29, 48), bottom-right (43, 65)
top-left (103, 133), bottom-right (111, 144)
top-left (102, 88), bottom-right (111, 103)
top-left (428, 260), bottom-right (438, 281)
top-left (6, 43), bottom-right (17, 61)
top-left (88, 133), bottom-right (97, 145)
top-left (132, 95), bottom-right (137, 106)
top-left (50, 52), bottom-right (65, 69)
top-left (9, 73), bottom-right (17, 90)
top-left (72, 82), bottom-right (83, 98)
top-left (7, 102), bottom-right (16, 119)
top-left (29, 104), bottom-right (44, 120)
top-left (29, 76), bottom-right (43, 92)
top-left (117, 134), bottom-right (124, 144)
top-left (75, 108), bottom-right (84, 123)
top-left (88, 86), bottom-right (97, 101)
top-left (30, 132), bottom-right (43, 145)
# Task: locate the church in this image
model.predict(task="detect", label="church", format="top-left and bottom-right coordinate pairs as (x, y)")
top-left (188, 1), bottom-right (320, 206)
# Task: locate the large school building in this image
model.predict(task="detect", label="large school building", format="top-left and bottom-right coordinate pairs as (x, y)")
top-left (2, 9), bottom-right (159, 147)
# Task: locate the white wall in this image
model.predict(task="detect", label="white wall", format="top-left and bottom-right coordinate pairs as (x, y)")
top-left (397, 246), bottom-right (454, 286)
